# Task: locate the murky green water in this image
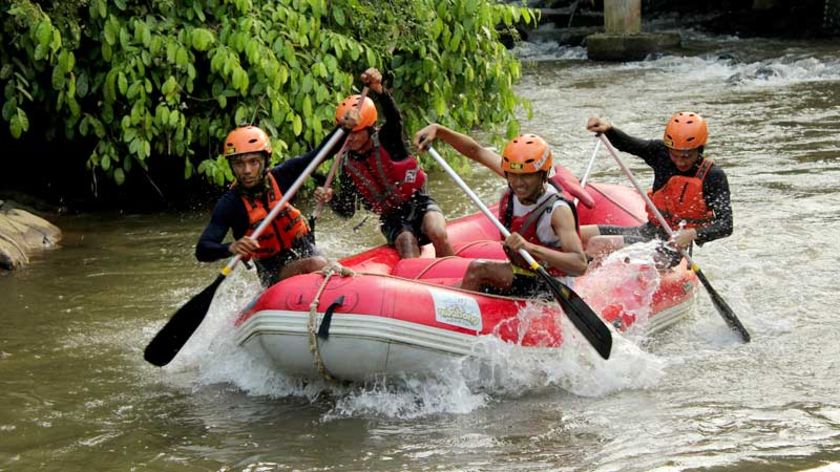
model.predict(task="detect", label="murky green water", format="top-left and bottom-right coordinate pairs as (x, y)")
top-left (2, 33), bottom-right (840, 471)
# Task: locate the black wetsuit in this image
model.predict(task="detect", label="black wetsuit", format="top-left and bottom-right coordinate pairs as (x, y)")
top-left (328, 90), bottom-right (441, 245)
top-left (196, 128), bottom-right (346, 286)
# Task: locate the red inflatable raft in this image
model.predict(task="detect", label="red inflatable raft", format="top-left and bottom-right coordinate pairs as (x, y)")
top-left (234, 166), bottom-right (699, 382)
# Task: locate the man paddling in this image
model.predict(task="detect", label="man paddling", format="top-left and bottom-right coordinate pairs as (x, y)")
top-left (415, 126), bottom-right (587, 297)
top-left (581, 112), bottom-right (733, 266)
top-left (195, 122), bottom-right (354, 287)
top-left (313, 68), bottom-right (454, 259)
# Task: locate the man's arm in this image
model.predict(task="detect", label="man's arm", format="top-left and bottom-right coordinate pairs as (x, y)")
top-left (505, 203), bottom-right (588, 276)
top-left (413, 124), bottom-right (504, 176)
top-left (697, 166), bottom-right (733, 244)
top-left (604, 127), bottom-right (667, 169)
top-left (195, 196), bottom-right (240, 262)
top-left (588, 116), bottom-right (665, 169)
top-left (271, 127), bottom-right (349, 193)
top-left (372, 89), bottom-right (411, 161)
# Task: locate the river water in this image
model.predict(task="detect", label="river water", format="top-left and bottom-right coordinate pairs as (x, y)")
top-left (2, 32), bottom-right (840, 471)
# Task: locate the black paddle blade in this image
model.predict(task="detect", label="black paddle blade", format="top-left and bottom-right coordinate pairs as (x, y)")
top-left (537, 267), bottom-right (613, 359)
top-left (694, 268), bottom-right (751, 342)
top-left (144, 273), bottom-right (226, 367)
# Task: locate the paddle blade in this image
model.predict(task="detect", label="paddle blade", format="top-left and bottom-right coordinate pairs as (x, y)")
top-left (537, 267), bottom-right (613, 359)
top-left (694, 268), bottom-right (751, 342)
top-left (143, 273), bottom-right (226, 367)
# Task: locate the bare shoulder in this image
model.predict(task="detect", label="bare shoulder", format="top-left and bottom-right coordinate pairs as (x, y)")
top-left (550, 199), bottom-right (575, 224)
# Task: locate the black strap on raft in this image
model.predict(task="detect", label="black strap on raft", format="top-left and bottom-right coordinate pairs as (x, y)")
top-left (317, 295), bottom-right (345, 339)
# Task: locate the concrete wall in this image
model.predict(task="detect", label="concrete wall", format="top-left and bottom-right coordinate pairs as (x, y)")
top-left (604, 0), bottom-right (641, 34)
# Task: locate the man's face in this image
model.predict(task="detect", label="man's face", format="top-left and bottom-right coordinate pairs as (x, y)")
top-left (668, 147), bottom-right (701, 172)
top-left (346, 129), bottom-right (371, 152)
top-left (230, 152), bottom-right (265, 188)
top-left (505, 172), bottom-right (545, 204)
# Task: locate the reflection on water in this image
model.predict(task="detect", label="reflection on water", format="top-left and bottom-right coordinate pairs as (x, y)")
top-left (2, 33), bottom-right (840, 471)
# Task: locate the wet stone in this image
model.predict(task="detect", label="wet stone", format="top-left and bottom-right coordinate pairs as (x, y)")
top-left (0, 203), bottom-right (62, 271)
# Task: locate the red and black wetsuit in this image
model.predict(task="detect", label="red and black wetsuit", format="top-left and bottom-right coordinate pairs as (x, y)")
top-left (327, 89), bottom-right (442, 246)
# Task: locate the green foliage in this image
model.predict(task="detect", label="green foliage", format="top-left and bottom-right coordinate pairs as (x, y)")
top-left (1, 0), bottom-right (533, 186)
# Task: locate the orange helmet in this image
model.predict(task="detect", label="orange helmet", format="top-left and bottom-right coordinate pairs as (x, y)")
top-left (335, 95), bottom-right (377, 132)
top-left (501, 134), bottom-right (553, 174)
top-left (223, 126), bottom-right (272, 158)
top-left (663, 112), bottom-right (708, 150)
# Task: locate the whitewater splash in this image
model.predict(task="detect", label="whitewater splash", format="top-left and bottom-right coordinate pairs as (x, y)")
top-left (513, 32), bottom-right (840, 87)
top-left (155, 246), bottom-right (668, 420)
top-left (576, 241), bottom-right (664, 340)
top-left (513, 41), bottom-right (587, 62)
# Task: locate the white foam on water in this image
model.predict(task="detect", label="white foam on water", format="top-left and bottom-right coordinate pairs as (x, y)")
top-left (459, 327), bottom-right (665, 400)
top-left (618, 52), bottom-right (840, 87)
top-left (322, 373), bottom-right (489, 420)
top-left (455, 243), bottom-right (667, 399)
top-left (513, 41), bottom-right (587, 62)
top-left (577, 241), bottom-right (663, 337)
top-left (155, 270), bottom-right (313, 394)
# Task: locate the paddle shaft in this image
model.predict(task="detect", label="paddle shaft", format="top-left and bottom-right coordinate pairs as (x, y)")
top-left (579, 139), bottom-right (600, 190)
top-left (311, 87), bottom-right (369, 220)
top-left (574, 139), bottom-right (600, 206)
top-left (310, 150), bottom-right (344, 220)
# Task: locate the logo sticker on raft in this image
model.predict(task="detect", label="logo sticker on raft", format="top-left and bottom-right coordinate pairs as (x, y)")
top-left (430, 288), bottom-right (483, 332)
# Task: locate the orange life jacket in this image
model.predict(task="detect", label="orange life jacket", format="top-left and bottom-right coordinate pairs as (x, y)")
top-left (647, 158), bottom-right (714, 229)
top-left (499, 180), bottom-right (580, 277)
top-left (343, 133), bottom-right (427, 215)
top-left (239, 173), bottom-right (309, 259)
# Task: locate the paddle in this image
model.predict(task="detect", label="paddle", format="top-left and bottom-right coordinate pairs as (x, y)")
top-left (574, 139), bottom-right (601, 206)
top-left (426, 146), bottom-right (612, 359)
top-left (309, 87), bottom-right (369, 232)
top-left (143, 129), bottom-right (347, 367)
top-left (597, 134), bottom-right (751, 342)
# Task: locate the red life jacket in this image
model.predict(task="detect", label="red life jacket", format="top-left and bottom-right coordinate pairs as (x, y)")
top-left (342, 133), bottom-right (427, 215)
top-left (239, 173), bottom-right (309, 259)
top-left (646, 158), bottom-right (714, 229)
top-left (498, 181), bottom-right (580, 277)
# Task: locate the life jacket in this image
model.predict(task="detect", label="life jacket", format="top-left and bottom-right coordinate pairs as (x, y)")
top-left (343, 133), bottom-right (426, 215)
top-left (239, 173), bottom-right (309, 259)
top-left (647, 158), bottom-right (714, 229)
top-left (499, 181), bottom-right (580, 277)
